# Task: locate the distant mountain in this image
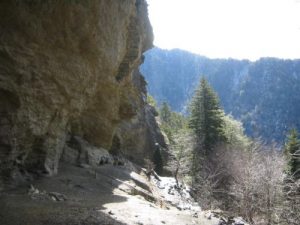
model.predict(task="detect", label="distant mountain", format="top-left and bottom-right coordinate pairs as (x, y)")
top-left (140, 47), bottom-right (300, 143)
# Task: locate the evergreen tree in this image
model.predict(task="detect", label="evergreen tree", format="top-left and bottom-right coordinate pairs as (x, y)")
top-left (284, 128), bottom-right (300, 178)
top-left (189, 77), bottom-right (226, 152)
top-left (160, 102), bottom-right (172, 124)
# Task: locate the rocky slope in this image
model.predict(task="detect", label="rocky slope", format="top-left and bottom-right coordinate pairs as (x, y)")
top-left (1, 148), bottom-right (243, 225)
top-left (0, 0), bottom-right (170, 191)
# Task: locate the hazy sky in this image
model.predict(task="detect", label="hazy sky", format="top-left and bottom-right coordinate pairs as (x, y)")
top-left (147, 0), bottom-right (300, 60)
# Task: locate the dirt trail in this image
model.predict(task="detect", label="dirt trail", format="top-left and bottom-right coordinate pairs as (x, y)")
top-left (0, 163), bottom-right (219, 225)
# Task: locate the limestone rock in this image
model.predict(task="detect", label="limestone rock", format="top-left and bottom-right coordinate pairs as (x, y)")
top-left (114, 68), bottom-right (170, 171)
top-left (62, 135), bottom-right (113, 167)
top-left (0, 0), bottom-right (153, 185)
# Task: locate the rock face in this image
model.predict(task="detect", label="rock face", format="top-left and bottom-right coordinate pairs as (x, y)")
top-left (114, 70), bottom-right (167, 166)
top-left (0, 0), bottom-right (157, 186)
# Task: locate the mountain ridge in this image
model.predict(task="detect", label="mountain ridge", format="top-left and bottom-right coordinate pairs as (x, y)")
top-left (141, 47), bottom-right (300, 143)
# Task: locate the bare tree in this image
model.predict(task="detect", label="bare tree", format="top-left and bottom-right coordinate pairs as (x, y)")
top-left (227, 143), bottom-right (285, 224)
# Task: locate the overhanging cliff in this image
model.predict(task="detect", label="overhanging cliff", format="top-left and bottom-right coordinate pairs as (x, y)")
top-left (0, 0), bottom-right (165, 187)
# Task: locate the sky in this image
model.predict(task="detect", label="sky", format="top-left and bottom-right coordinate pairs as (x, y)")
top-left (147, 0), bottom-right (300, 60)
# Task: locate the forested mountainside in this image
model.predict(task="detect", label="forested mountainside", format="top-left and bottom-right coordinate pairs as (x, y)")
top-left (141, 47), bottom-right (300, 143)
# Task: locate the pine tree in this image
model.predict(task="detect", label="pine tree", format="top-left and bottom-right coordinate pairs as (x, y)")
top-left (189, 77), bottom-right (226, 153)
top-left (160, 102), bottom-right (172, 124)
top-left (284, 128), bottom-right (300, 178)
